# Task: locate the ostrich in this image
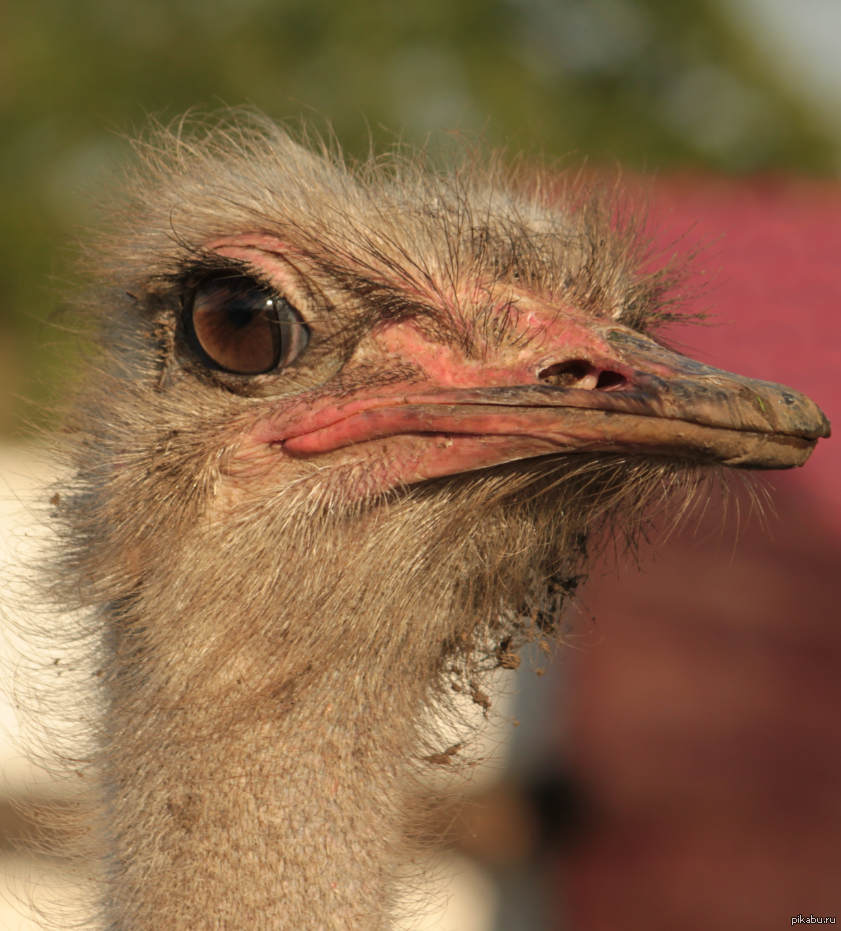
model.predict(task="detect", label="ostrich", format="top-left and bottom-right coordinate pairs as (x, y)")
top-left (30, 117), bottom-right (828, 931)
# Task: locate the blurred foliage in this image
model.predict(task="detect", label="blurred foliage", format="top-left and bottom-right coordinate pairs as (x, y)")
top-left (0, 0), bottom-right (837, 433)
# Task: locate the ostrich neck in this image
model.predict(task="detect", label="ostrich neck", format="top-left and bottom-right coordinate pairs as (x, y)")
top-left (99, 600), bottom-right (432, 931)
top-left (82, 469), bottom-right (545, 929)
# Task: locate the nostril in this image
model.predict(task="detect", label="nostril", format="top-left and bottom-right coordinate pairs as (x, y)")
top-left (538, 360), bottom-right (594, 387)
top-left (596, 370), bottom-right (626, 390)
top-left (538, 361), bottom-right (627, 391)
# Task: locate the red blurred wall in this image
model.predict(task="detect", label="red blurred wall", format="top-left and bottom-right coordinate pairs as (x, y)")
top-left (564, 178), bottom-right (841, 931)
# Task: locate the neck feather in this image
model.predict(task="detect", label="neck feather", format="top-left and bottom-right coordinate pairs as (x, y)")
top-left (53, 461), bottom-right (614, 929)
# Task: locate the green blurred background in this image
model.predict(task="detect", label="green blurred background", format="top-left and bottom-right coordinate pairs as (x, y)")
top-left (1, 0), bottom-right (839, 434)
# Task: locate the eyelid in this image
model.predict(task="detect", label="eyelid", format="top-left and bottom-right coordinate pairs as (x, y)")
top-left (276, 297), bottom-right (311, 367)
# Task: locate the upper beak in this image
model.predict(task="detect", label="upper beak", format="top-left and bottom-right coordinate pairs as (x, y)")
top-left (281, 328), bottom-right (830, 472)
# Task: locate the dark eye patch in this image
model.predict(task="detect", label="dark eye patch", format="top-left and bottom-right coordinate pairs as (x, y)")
top-left (185, 275), bottom-right (309, 375)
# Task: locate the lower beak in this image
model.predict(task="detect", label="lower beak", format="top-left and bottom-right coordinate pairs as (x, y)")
top-left (282, 331), bottom-right (830, 472)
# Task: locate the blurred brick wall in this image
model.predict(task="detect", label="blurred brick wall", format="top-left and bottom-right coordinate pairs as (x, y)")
top-left (561, 178), bottom-right (841, 931)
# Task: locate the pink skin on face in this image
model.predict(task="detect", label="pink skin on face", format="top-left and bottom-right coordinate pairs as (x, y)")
top-left (207, 236), bottom-right (648, 492)
top-left (254, 316), bottom-right (638, 440)
top-left (237, 313), bottom-right (656, 494)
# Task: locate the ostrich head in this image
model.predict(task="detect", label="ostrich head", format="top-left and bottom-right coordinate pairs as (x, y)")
top-left (45, 118), bottom-right (828, 930)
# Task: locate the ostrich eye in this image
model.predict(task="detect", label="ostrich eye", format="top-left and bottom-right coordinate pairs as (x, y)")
top-left (187, 276), bottom-right (310, 375)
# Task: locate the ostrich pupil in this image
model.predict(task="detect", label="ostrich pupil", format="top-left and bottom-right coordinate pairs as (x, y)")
top-left (227, 298), bottom-right (260, 330)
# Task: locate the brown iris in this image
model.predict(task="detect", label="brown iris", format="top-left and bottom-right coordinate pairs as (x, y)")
top-left (187, 276), bottom-right (309, 375)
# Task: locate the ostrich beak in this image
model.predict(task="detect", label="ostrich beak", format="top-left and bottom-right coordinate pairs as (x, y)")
top-left (279, 326), bottom-right (830, 477)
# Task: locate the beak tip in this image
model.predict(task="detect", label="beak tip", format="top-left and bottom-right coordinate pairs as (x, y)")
top-left (819, 413), bottom-right (832, 440)
top-left (729, 434), bottom-right (821, 471)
